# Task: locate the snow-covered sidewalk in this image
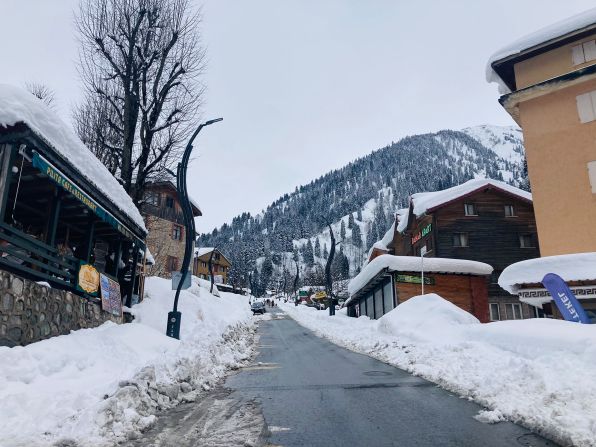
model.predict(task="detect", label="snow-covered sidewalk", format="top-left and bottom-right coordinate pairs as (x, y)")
top-left (281, 296), bottom-right (596, 447)
top-left (0, 277), bottom-right (256, 447)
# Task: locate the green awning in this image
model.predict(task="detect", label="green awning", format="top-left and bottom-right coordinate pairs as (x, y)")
top-left (32, 151), bottom-right (145, 249)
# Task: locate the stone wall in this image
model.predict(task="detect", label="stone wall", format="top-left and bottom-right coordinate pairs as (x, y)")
top-left (0, 270), bottom-right (122, 347)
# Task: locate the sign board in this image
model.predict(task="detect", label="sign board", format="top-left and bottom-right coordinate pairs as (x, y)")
top-left (395, 274), bottom-right (434, 285)
top-left (100, 273), bottom-right (122, 316)
top-left (411, 223), bottom-right (432, 245)
top-left (542, 273), bottom-right (590, 323)
top-left (518, 285), bottom-right (596, 300)
top-left (171, 272), bottom-right (191, 290)
top-left (77, 263), bottom-right (100, 295)
top-left (299, 290), bottom-right (308, 297)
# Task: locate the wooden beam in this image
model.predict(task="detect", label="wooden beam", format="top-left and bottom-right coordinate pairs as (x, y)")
top-left (0, 144), bottom-right (15, 222)
top-left (85, 218), bottom-right (95, 263)
top-left (46, 188), bottom-right (62, 247)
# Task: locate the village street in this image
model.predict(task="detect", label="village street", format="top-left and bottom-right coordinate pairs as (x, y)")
top-left (132, 308), bottom-right (555, 447)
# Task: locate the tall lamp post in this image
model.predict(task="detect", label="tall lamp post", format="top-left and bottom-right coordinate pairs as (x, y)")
top-left (166, 117), bottom-right (223, 339)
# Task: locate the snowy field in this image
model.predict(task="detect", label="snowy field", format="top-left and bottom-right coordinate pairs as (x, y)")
top-left (281, 296), bottom-right (596, 447)
top-left (0, 277), bottom-right (256, 447)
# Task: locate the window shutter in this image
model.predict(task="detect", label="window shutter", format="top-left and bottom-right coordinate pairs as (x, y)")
top-left (572, 44), bottom-right (585, 65)
top-left (576, 92), bottom-right (595, 123)
top-left (583, 40), bottom-right (596, 61)
top-left (588, 160), bottom-right (596, 194)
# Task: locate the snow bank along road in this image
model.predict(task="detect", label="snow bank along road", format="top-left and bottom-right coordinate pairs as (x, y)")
top-left (282, 295), bottom-right (596, 447)
top-left (0, 277), bottom-right (256, 447)
top-left (140, 306), bottom-right (552, 447)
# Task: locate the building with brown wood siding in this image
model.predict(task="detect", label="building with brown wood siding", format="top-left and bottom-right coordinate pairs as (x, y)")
top-left (372, 179), bottom-right (541, 321)
top-left (193, 247), bottom-right (231, 285)
top-left (140, 181), bottom-right (201, 278)
top-left (346, 255), bottom-right (493, 322)
top-left (487, 9), bottom-right (596, 256)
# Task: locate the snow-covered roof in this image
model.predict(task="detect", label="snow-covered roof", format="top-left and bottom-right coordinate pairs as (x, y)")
top-left (498, 252), bottom-right (596, 294)
top-left (0, 85), bottom-right (146, 232)
top-left (411, 178), bottom-right (532, 218)
top-left (348, 254), bottom-right (493, 299)
top-left (145, 248), bottom-right (155, 265)
top-left (487, 7), bottom-right (596, 92)
top-left (196, 247), bottom-right (215, 257)
top-left (395, 207), bottom-right (410, 233)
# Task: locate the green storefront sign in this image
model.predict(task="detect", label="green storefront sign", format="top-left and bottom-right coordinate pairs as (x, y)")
top-left (395, 273), bottom-right (434, 285)
top-left (32, 152), bottom-right (144, 248)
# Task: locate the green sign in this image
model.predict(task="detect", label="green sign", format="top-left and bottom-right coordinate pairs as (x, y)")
top-left (32, 152), bottom-right (144, 248)
top-left (395, 274), bottom-right (434, 285)
top-left (299, 290), bottom-right (308, 297)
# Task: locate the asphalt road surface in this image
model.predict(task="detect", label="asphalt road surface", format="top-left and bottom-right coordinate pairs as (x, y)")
top-left (134, 308), bottom-right (558, 447)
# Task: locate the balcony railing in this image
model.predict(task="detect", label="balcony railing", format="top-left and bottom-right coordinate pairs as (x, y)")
top-left (140, 203), bottom-right (184, 224)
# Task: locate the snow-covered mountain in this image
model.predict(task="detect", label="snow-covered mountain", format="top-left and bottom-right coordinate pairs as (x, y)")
top-left (197, 125), bottom-right (526, 295)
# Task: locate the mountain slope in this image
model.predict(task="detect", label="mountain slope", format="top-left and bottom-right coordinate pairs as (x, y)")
top-left (197, 125), bottom-right (527, 295)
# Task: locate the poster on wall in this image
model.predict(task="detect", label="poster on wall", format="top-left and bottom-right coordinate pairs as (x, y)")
top-left (100, 273), bottom-right (123, 317)
top-left (77, 263), bottom-right (100, 296)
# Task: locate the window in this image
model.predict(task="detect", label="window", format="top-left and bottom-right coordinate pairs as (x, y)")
top-left (374, 288), bottom-right (384, 319)
top-left (588, 160), bottom-right (596, 194)
top-left (165, 196), bottom-right (175, 208)
top-left (366, 294), bottom-right (374, 319)
top-left (505, 303), bottom-right (522, 320)
top-left (167, 256), bottom-right (178, 272)
top-left (489, 303), bottom-right (500, 321)
top-left (572, 40), bottom-right (596, 65)
top-left (172, 225), bottom-right (183, 240)
top-left (144, 191), bottom-right (160, 206)
top-left (201, 261), bottom-right (207, 268)
top-left (453, 233), bottom-right (469, 247)
top-left (383, 279), bottom-right (394, 313)
top-left (215, 253), bottom-right (221, 261)
top-left (464, 203), bottom-right (476, 216)
top-left (576, 90), bottom-right (596, 123)
top-left (504, 205), bottom-right (515, 217)
top-left (519, 234), bottom-right (535, 248)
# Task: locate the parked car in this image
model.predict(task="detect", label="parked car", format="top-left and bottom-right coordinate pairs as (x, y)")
top-left (251, 301), bottom-right (266, 315)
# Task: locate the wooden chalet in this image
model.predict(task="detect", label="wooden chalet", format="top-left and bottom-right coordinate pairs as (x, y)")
top-left (0, 85), bottom-right (147, 316)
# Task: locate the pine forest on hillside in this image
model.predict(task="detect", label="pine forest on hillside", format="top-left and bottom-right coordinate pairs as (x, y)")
top-left (197, 125), bottom-right (528, 296)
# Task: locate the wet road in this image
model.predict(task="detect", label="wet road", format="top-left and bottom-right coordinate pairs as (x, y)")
top-left (134, 308), bottom-right (557, 447)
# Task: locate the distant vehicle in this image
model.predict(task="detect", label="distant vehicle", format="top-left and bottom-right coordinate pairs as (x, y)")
top-left (251, 301), bottom-right (266, 315)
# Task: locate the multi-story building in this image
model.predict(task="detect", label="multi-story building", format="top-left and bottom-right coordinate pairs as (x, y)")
top-left (193, 247), bottom-right (231, 285)
top-left (487, 9), bottom-right (596, 256)
top-left (377, 179), bottom-right (540, 320)
top-left (140, 181), bottom-right (201, 278)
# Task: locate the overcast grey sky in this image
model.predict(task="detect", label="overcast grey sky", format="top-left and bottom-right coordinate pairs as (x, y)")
top-left (1, 0), bottom-right (594, 231)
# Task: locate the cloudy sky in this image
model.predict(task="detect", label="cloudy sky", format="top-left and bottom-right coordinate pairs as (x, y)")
top-left (1, 0), bottom-right (594, 231)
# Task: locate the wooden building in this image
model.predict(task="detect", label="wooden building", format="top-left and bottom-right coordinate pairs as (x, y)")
top-left (346, 255), bottom-right (492, 322)
top-left (487, 10), bottom-right (596, 256)
top-left (141, 180), bottom-right (201, 278)
top-left (193, 247), bottom-right (231, 285)
top-left (0, 85), bottom-right (147, 344)
top-left (375, 179), bottom-right (541, 321)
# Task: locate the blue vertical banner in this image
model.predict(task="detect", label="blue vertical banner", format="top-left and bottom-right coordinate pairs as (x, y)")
top-left (542, 273), bottom-right (590, 324)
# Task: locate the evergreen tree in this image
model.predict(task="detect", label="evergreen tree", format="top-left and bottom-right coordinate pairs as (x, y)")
top-left (304, 239), bottom-right (315, 267)
top-left (314, 238), bottom-right (321, 258)
top-left (260, 256), bottom-right (273, 293)
top-left (352, 223), bottom-right (363, 247)
top-left (348, 213), bottom-right (355, 229)
top-left (323, 243), bottom-right (329, 259)
top-left (340, 220), bottom-right (346, 240)
top-left (357, 208), bottom-right (363, 221)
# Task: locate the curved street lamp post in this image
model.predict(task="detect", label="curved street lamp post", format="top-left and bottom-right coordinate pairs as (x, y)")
top-left (166, 118), bottom-right (223, 339)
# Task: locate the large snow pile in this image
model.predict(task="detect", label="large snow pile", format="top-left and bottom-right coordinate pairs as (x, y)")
top-left (0, 276), bottom-right (255, 446)
top-left (281, 296), bottom-right (596, 446)
top-left (499, 252), bottom-right (596, 293)
top-left (486, 7), bottom-right (596, 91)
top-left (348, 254), bottom-right (492, 299)
top-left (0, 84), bottom-right (145, 231)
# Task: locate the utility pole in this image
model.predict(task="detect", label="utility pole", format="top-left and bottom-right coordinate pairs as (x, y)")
top-left (166, 118), bottom-right (223, 339)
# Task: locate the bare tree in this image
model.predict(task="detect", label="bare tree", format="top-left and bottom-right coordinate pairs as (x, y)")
top-left (25, 82), bottom-right (56, 110)
top-left (74, 0), bottom-right (206, 204)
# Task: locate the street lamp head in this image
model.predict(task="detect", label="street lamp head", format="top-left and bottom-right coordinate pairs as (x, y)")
top-left (204, 117), bottom-right (223, 126)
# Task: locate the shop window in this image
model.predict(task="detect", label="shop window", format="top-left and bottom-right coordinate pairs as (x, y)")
top-left (453, 233), bottom-right (469, 247)
top-left (504, 205), bottom-right (515, 217)
top-left (519, 234), bottom-right (535, 248)
top-left (489, 303), bottom-right (500, 321)
top-left (464, 203), bottom-right (477, 216)
top-left (172, 225), bottom-right (183, 240)
top-left (505, 303), bottom-right (522, 320)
